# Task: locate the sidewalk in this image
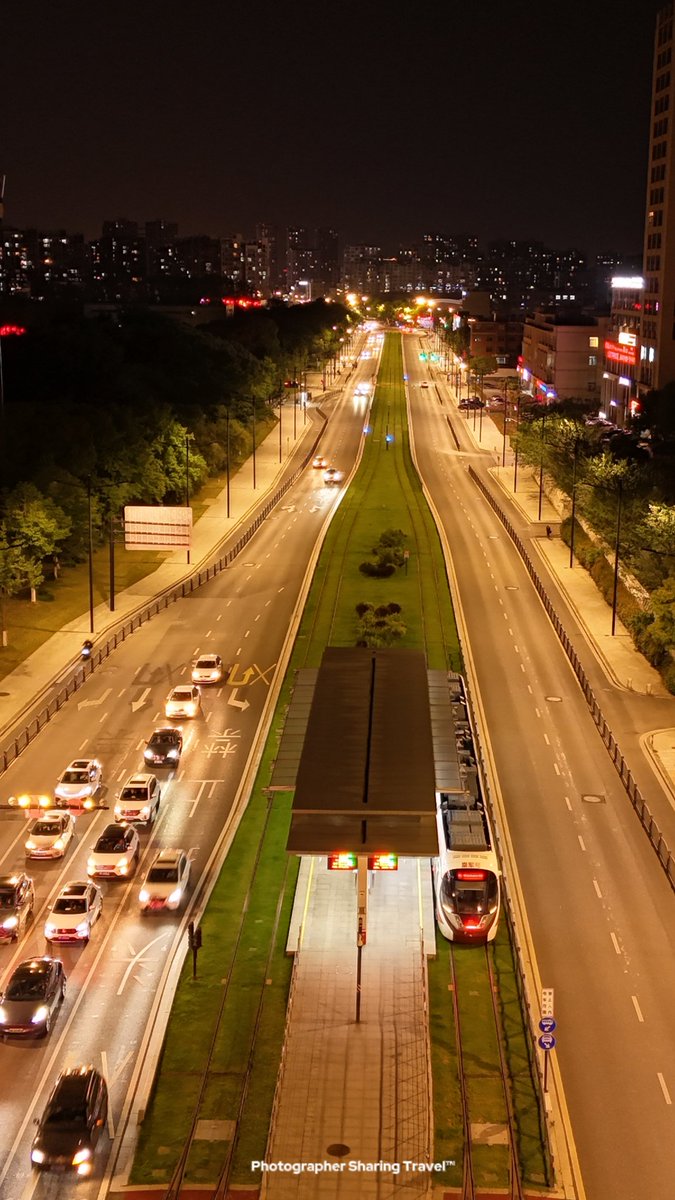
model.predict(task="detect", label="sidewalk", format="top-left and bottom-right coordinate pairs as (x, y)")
top-left (0, 377), bottom-right (332, 738)
top-left (437, 370), bottom-right (675, 788)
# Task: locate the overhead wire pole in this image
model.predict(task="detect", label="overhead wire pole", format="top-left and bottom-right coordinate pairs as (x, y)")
top-left (87, 478), bottom-right (95, 634)
top-left (611, 478), bottom-right (623, 636)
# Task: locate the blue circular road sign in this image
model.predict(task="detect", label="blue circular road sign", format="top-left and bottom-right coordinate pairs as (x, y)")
top-left (539, 1017), bottom-right (557, 1034)
top-left (538, 1033), bottom-right (556, 1051)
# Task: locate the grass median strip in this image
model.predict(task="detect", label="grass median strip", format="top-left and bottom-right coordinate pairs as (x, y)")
top-left (130, 333), bottom-right (548, 1191)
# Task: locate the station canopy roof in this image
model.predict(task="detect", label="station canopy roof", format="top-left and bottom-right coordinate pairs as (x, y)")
top-left (279, 647), bottom-right (438, 856)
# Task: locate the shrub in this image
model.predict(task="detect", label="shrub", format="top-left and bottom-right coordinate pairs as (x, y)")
top-left (359, 560), bottom-right (396, 577)
top-left (661, 660), bottom-right (675, 695)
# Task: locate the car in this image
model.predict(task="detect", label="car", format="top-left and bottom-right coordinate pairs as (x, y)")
top-left (31, 1065), bottom-right (108, 1174)
top-left (44, 881), bottom-right (103, 943)
top-left (165, 685), bottom-right (201, 719)
top-left (312, 455), bottom-right (328, 469)
top-left (113, 774), bottom-right (161, 825)
top-left (25, 812), bottom-right (75, 860)
top-left (0, 872), bottom-right (35, 941)
top-left (458, 396), bottom-right (485, 410)
top-left (0, 957), bottom-right (66, 1038)
top-left (87, 823), bottom-right (140, 879)
top-left (139, 849), bottom-right (191, 912)
top-left (144, 727), bottom-right (183, 767)
top-left (487, 395), bottom-right (505, 408)
top-left (323, 466), bottom-right (344, 485)
top-left (421, 381), bottom-right (429, 388)
top-left (191, 654), bottom-right (224, 685)
top-left (54, 759), bottom-right (103, 810)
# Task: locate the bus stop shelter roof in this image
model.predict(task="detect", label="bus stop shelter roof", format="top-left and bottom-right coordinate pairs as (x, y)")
top-left (283, 647), bottom-right (438, 856)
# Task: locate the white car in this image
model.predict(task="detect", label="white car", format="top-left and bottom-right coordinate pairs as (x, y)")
top-left (312, 455), bottom-right (328, 469)
top-left (44, 881), bottom-right (103, 943)
top-left (54, 759), bottom-right (103, 810)
top-left (323, 466), bottom-right (344, 485)
top-left (139, 849), bottom-right (191, 912)
top-left (165, 685), bottom-right (201, 719)
top-left (87, 823), bottom-right (140, 879)
top-left (191, 654), bottom-right (224, 685)
top-left (114, 774), bottom-right (161, 825)
top-left (25, 813), bottom-right (75, 860)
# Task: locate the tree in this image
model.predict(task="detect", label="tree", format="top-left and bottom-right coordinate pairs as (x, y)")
top-left (2, 483), bottom-right (71, 563)
top-left (469, 354), bottom-right (499, 405)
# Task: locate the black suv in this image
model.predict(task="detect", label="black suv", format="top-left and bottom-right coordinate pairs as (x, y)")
top-left (0, 872), bottom-right (35, 942)
top-left (31, 1065), bottom-right (108, 1173)
top-left (143, 726), bottom-right (183, 767)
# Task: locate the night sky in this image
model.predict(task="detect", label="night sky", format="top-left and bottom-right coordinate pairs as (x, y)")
top-left (2, 0), bottom-right (665, 255)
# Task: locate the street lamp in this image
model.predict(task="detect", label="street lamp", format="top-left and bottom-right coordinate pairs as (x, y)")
top-left (86, 478), bottom-right (95, 634)
top-left (537, 410), bottom-right (547, 522)
top-left (611, 479), bottom-right (623, 636)
top-left (513, 390), bottom-right (521, 492)
top-left (185, 432), bottom-right (194, 565)
top-left (226, 405), bottom-right (231, 518)
top-left (569, 436), bottom-right (581, 568)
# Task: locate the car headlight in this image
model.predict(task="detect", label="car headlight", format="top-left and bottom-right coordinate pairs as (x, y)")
top-left (72, 1148), bottom-right (91, 1165)
top-left (75, 921), bottom-right (90, 935)
top-left (44, 923), bottom-right (57, 938)
top-left (116, 858), bottom-right (129, 874)
top-left (113, 806), bottom-right (122, 819)
top-left (139, 889), bottom-right (149, 903)
top-left (168, 748), bottom-right (178, 759)
top-left (1, 915), bottom-right (18, 930)
top-left (144, 748), bottom-right (153, 759)
top-left (168, 888), bottom-right (182, 904)
top-left (140, 806), bottom-right (151, 819)
top-left (31, 1006), bottom-right (49, 1025)
top-left (53, 838), bottom-right (65, 851)
top-left (0, 1006), bottom-right (7, 1024)
top-left (86, 857), bottom-right (96, 875)
top-left (25, 840), bottom-right (36, 851)
top-left (31, 1149), bottom-right (45, 1164)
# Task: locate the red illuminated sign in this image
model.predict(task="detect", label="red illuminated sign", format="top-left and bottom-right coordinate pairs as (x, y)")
top-left (367, 854), bottom-right (398, 871)
top-left (604, 339), bottom-right (637, 366)
top-left (327, 852), bottom-right (357, 871)
top-left (0, 324), bottom-right (27, 336)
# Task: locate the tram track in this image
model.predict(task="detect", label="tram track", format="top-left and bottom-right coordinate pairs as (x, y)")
top-left (448, 942), bottom-right (524, 1200)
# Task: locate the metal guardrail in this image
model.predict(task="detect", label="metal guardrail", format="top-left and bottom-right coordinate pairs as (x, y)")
top-left (0, 427), bottom-right (325, 788)
top-left (468, 464), bottom-right (675, 892)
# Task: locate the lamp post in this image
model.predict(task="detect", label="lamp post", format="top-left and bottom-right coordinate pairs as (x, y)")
top-left (513, 390), bottom-right (521, 492)
top-left (569, 436), bottom-right (581, 568)
top-left (251, 400), bottom-right (257, 489)
top-left (226, 405), bottom-right (231, 519)
top-left (87, 478), bottom-right (95, 634)
top-left (537, 411), bottom-right (547, 522)
top-left (185, 432), bottom-right (192, 565)
top-left (278, 391), bottom-right (283, 463)
top-left (611, 479), bottom-right (623, 636)
top-left (502, 385), bottom-right (509, 468)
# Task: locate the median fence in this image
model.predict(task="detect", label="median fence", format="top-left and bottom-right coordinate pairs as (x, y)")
top-left (0, 430), bottom-right (324, 788)
top-left (468, 464), bottom-right (675, 893)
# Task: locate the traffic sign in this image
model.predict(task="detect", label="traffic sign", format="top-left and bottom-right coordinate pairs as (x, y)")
top-left (538, 1033), bottom-right (556, 1052)
top-left (541, 987), bottom-right (555, 1017)
top-left (539, 1017), bottom-right (556, 1034)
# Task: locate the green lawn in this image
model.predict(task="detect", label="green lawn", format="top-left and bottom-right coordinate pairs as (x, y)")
top-left (130, 333), bottom-right (549, 1191)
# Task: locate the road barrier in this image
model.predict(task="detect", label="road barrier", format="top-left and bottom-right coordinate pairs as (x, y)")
top-left (469, 464), bottom-right (675, 893)
top-left (0, 428), bottom-right (326, 789)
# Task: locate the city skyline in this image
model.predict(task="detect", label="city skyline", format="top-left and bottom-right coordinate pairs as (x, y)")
top-left (2, 0), bottom-right (663, 254)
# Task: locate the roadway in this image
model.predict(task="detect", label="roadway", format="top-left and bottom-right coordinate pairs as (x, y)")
top-left (0, 335), bottom-right (382, 1200)
top-left (404, 336), bottom-right (675, 1200)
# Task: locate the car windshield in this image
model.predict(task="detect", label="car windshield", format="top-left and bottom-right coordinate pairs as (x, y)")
top-left (0, 888), bottom-right (18, 907)
top-left (121, 788), bottom-right (146, 801)
top-left (171, 690), bottom-right (192, 699)
top-left (6, 971), bottom-right (48, 1000)
top-left (96, 836), bottom-right (126, 853)
top-left (62, 770), bottom-right (87, 783)
top-left (53, 897), bottom-right (86, 914)
top-left (197, 658), bottom-right (217, 668)
top-left (32, 820), bottom-right (62, 836)
top-left (45, 1105), bottom-right (86, 1126)
top-left (147, 866), bottom-right (178, 883)
top-left (152, 734), bottom-right (175, 745)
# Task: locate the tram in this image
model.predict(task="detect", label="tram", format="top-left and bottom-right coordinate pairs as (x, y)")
top-left (432, 674), bottom-right (501, 944)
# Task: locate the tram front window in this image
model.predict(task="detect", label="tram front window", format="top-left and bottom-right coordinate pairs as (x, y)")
top-left (440, 869), bottom-right (498, 919)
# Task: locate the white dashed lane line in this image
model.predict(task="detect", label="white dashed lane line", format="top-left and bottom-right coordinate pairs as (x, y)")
top-left (578, 835), bottom-right (587, 851)
top-left (631, 996), bottom-right (644, 1023)
top-left (610, 932), bottom-right (621, 954)
top-left (658, 1074), bottom-right (672, 1105)
top-left (593, 879), bottom-right (602, 898)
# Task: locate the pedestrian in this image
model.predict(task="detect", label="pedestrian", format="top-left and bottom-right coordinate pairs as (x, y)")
top-left (546, 525), bottom-right (552, 539)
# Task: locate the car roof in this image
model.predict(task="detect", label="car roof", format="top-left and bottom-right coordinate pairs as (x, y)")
top-left (151, 848), bottom-right (185, 866)
top-left (0, 872), bottom-right (27, 887)
top-left (67, 759), bottom-right (94, 769)
top-left (170, 685), bottom-right (194, 694)
top-left (34, 812), bottom-right (67, 824)
top-left (11, 957), bottom-right (53, 980)
top-left (50, 1066), bottom-right (99, 1104)
top-left (59, 882), bottom-right (90, 897)
top-left (124, 773), bottom-right (154, 785)
top-left (150, 727), bottom-right (180, 737)
top-left (100, 822), bottom-right (131, 836)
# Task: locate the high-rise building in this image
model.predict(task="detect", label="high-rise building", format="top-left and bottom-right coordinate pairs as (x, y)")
top-left (639, 2), bottom-right (675, 392)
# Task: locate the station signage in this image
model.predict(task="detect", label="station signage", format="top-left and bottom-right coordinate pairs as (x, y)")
top-left (327, 852), bottom-right (357, 871)
top-left (367, 854), bottom-right (398, 871)
top-left (604, 339), bottom-right (637, 366)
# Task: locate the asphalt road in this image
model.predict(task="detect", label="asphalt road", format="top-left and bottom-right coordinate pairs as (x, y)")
top-left (404, 339), bottom-right (675, 1200)
top-left (0, 338), bottom-right (381, 1200)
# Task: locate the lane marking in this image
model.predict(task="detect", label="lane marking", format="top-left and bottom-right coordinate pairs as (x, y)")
top-left (610, 932), bottom-right (621, 954)
top-left (593, 879), bottom-right (602, 898)
top-left (101, 1050), bottom-right (116, 1139)
top-left (658, 1073), bottom-right (672, 1105)
top-left (631, 996), bottom-right (644, 1023)
top-left (554, 763), bottom-right (561, 776)
top-left (543, 733), bottom-right (550, 745)
top-left (578, 835), bottom-right (586, 851)
top-left (565, 796), bottom-right (572, 810)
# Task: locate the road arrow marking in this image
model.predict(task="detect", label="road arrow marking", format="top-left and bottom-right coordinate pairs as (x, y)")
top-left (228, 688), bottom-right (250, 711)
top-left (131, 687), bottom-right (151, 713)
top-left (226, 663), bottom-right (256, 686)
top-left (77, 687), bottom-right (112, 711)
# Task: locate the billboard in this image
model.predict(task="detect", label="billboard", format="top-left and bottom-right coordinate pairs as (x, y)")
top-left (124, 506), bottom-right (192, 551)
top-left (604, 339), bottom-right (637, 366)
